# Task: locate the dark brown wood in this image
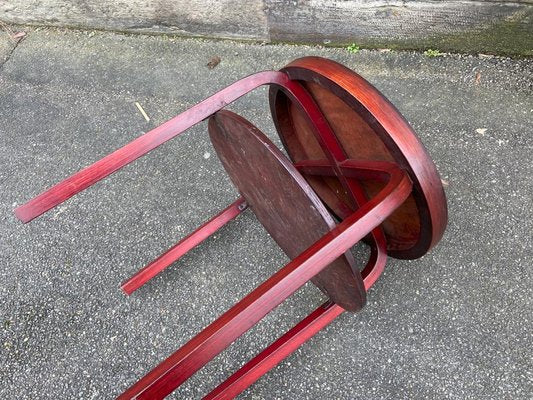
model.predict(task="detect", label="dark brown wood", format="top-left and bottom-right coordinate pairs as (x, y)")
top-left (270, 56), bottom-right (448, 260)
top-left (208, 110), bottom-right (365, 312)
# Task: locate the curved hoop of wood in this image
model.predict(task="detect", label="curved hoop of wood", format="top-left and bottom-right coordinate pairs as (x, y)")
top-left (270, 56), bottom-right (448, 259)
top-left (117, 153), bottom-right (413, 400)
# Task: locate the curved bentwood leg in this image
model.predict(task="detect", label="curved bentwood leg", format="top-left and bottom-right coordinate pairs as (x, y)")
top-left (204, 160), bottom-right (398, 400)
top-left (118, 162), bottom-right (411, 399)
top-left (14, 71), bottom-right (290, 224)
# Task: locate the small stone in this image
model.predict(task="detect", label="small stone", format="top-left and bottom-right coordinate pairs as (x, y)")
top-left (207, 56), bottom-right (221, 69)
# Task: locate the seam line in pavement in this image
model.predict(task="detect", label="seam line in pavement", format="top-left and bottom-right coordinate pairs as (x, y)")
top-left (0, 34), bottom-right (25, 72)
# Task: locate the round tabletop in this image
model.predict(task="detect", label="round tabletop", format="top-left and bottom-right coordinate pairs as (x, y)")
top-left (208, 110), bottom-right (366, 312)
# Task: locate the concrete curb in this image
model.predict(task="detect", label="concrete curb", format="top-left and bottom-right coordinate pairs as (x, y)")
top-left (1, 0), bottom-right (532, 56)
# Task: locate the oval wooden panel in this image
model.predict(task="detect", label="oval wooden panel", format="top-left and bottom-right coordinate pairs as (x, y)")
top-left (270, 56), bottom-right (447, 259)
top-left (208, 110), bottom-right (366, 312)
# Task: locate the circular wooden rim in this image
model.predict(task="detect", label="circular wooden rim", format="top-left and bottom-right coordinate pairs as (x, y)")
top-left (270, 56), bottom-right (447, 259)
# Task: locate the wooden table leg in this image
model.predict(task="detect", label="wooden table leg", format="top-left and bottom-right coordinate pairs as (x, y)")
top-left (203, 301), bottom-right (344, 400)
top-left (121, 197), bottom-right (247, 295)
top-left (203, 216), bottom-right (388, 400)
top-left (117, 164), bottom-right (411, 399)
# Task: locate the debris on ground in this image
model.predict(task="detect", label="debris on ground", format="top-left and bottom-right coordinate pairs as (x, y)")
top-left (207, 56), bottom-right (221, 69)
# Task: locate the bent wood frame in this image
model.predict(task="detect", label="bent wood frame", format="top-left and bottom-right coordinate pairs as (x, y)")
top-left (15, 57), bottom-right (445, 399)
top-left (119, 160), bottom-right (410, 400)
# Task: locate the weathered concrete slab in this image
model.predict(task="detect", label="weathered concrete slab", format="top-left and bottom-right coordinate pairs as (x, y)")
top-left (0, 28), bottom-right (532, 399)
top-left (266, 0), bottom-right (533, 56)
top-left (0, 31), bottom-right (16, 65)
top-left (0, 0), bottom-right (269, 40)
top-left (1, 1), bottom-right (532, 55)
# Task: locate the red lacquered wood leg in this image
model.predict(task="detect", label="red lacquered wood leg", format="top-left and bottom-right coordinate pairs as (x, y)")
top-left (203, 244), bottom-right (387, 400)
top-left (203, 245), bottom-right (386, 400)
top-left (117, 163), bottom-right (411, 400)
top-left (121, 197), bottom-right (247, 295)
top-left (203, 301), bottom-right (344, 400)
top-left (203, 253), bottom-right (388, 400)
top-left (203, 245), bottom-right (387, 400)
top-left (14, 71), bottom-right (291, 224)
top-left (13, 69), bottom-right (355, 229)
top-left (202, 162), bottom-right (395, 400)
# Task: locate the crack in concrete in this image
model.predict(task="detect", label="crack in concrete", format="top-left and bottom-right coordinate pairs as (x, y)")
top-left (0, 34), bottom-right (25, 72)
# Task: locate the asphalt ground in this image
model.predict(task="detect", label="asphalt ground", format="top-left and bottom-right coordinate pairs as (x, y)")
top-left (0, 27), bottom-right (532, 399)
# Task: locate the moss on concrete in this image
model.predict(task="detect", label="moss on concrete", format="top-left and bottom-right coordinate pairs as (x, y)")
top-left (4, 6), bottom-right (532, 57)
top-left (340, 8), bottom-right (531, 57)
top-left (415, 8), bottom-right (532, 57)
top-left (275, 7), bottom-right (532, 57)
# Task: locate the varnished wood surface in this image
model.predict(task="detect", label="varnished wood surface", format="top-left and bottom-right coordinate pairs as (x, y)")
top-left (208, 110), bottom-right (365, 312)
top-left (13, 53), bottom-right (448, 399)
top-left (270, 56), bottom-right (447, 259)
top-left (118, 136), bottom-right (413, 399)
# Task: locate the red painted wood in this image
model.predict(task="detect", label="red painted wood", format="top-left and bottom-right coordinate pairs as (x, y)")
top-left (14, 71), bottom-right (290, 224)
top-left (270, 56), bottom-right (448, 259)
top-left (203, 301), bottom-right (344, 400)
top-left (202, 270), bottom-right (389, 400)
top-left (202, 160), bottom-right (403, 400)
top-left (121, 197), bottom-right (247, 295)
top-left (202, 252), bottom-right (388, 400)
top-left (117, 162), bottom-right (412, 399)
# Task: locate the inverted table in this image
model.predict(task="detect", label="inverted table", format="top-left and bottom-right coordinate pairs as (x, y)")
top-left (15, 56), bottom-right (447, 399)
